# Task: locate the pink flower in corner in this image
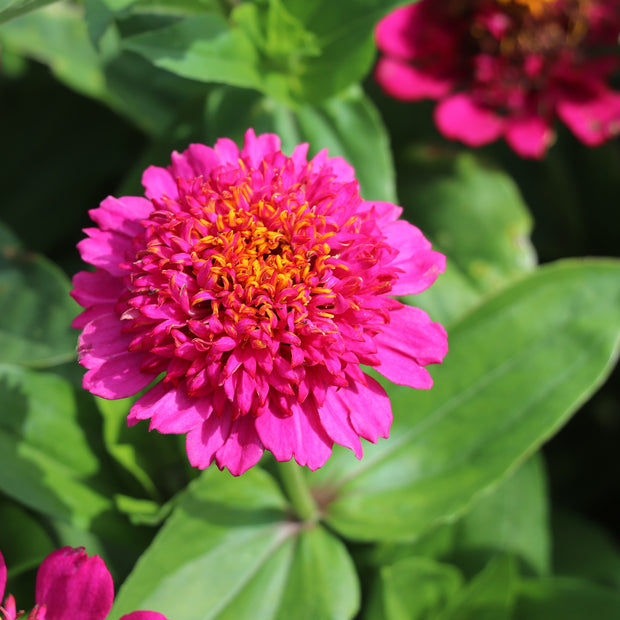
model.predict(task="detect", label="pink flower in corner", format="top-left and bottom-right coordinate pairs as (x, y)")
top-left (0, 547), bottom-right (167, 620)
top-left (375, 0), bottom-right (620, 158)
top-left (72, 129), bottom-right (447, 475)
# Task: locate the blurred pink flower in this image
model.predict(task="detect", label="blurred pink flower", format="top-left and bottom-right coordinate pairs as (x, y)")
top-left (72, 129), bottom-right (447, 475)
top-left (375, 0), bottom-right (620, 157)
top-left (0, 547), bottom-right (166, 620)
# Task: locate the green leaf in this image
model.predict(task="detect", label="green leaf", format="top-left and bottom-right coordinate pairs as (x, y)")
top-left (0, 224), bottom-right (78, 367)
top-left (0, 364), bottom-right (115, 529)
top-left (400, 151), bottom-right (536, 327)
top-left (380, 557), bottom-right (463, 620)
top-left (311, 259), bottom-right (620, 542)
top-left (207, 86), bottom-right (396, 202)
top-left (552, 510), bottom-right (620, 588)
top-left (0, 0), bottom-right (57, 25)
top-left (439, 555), bottom-right (517, 620)
top-left (111, 468), bottom-right (359, 620)
top-left (515, 577), bottom-right (620, 619)
top-left (451, 454), bottom-right (550, 577)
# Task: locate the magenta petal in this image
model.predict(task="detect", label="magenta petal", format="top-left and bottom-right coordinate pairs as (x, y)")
top-left (186, 411), bottom-right (233, 469)
top-left (83, 353), bottom-right (153, 399)
top-left (77, 313), bottom-right (134, 368)
top-left (318, 392), bottom-right (363, 458)
top-left (171, 143), bottom-right (220, 179)
top-left (375, 3), bottom-right (422, 59)
top-left (374, 305), bottom-right (448, 389)
top-left (505, 115), bottom-right (553, 159)
top-left (142, 166), bottom-right (178, 200)
top-left (71, 270), bottom-right (124, 307)
top-left (241, 128), bottom-right (281, 167)
top-left (385, 220), bottom-right (446, 295)
top-left (121, 613), bottom-right (169, 620)
top-left (375, 58), bottom-right (454, 101)
top-left (89, 196), bottom-right (152, 236)
top-left (214, 137), bottom-right (241, 164)
top-left (215, 414), bottom-right (264, 475)
top-left (336, 376), bottom-right (392, 443)
top-left (255, 401), bottom-right (333, 470)
top-left (557, 88), bottom-right (620, 146)
top-left (35, 547), bottom-right (114, 620)
top-left (435, 93), bottom-right (505, 146)
top-left (0, 549), bottom-right (6, 602)
top-left (129, 383), bottom-right (206, 434)
top-left (77, 228), bottom-right (132, 277)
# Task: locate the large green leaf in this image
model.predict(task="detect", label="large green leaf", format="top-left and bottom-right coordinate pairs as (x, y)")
top-left (207, 86), bottom-right (396, 202)
top-left (111, 468), bottom-right (359, 620)
top-left (400, 151), bottom-right (536, 327)
top-left (0, 224), bottom-right (78, 367)
top-left (515, 577), bottom-right (620, 619)
top-left (0, 0), bottom-right (57, 25)
top-left (310, 259), bottom-right (620, 541)
top-left (0, 364), bottom-right (116, 530)
top-left (450, 455), bottom-right (550, 577)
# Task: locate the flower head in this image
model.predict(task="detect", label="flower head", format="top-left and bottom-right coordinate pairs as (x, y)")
top-left (72, 129), bottom-right (447, 475)
top-left (375, 0), bottom-right (620, 157)
top-left (0, 547), bottom-right (166, 620)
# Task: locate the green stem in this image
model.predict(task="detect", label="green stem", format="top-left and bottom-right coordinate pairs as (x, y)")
top-left (277, 459), bottom-right (319, 522)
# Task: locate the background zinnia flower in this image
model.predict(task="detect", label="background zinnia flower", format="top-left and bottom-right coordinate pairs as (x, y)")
top-left (375, 0), bottom-right (620, 158)
top-left (0, 547), bottom-right (167, 620)
top-left (72, 129), bottom-right (447, 476)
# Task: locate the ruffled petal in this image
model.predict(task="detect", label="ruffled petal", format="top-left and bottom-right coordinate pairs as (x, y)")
top-left (318, 390), bottom-right (364, 458)
top-left (121, 614), bottom-right (169, 620)
top-left (213, 137), bottom-right (241, 165)
top-left (142, 166), bottom-right (178, 201)
top-left (241, 128), bottom-right (281, 167)
top-left (374, 304), bottom-right (448, 389)
top-left (88, 196), bottom-right (152, 236)
top-left (170, 143), bottom-right (221, 179)
top-left (383, 219), bottom-right (446, 295)
top-left (435, 93), bottom-right (505, 146)
top-left (375, 57), bottom-right (454, 101)
top-left (215, 414), bottom-right (265, 475)
top-left (255, 400), bottom-right (333, 470)
top-left (334, 376), bottom-right (392, 443)
top-left (35, 547), bottom-right (114, 620)
top-left (76, 228), bottom-right (132, 277)
top-left (128, 382), bottom-right (206, 434)
top-left (186, 410), bottom-right (233, 469)
top-left (71, 269), bottom-right (124, 308)
top-left (83, 353), bottom-right (153, 399)
top-left (505, 115), bottom-right (554, 159)
top-left (77, 313), bottom-right (133, 369)
top-left (557, 88), bottom-right (620, 146)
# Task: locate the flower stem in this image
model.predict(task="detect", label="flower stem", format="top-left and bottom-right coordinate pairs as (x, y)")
top-left (277, 459), bottom-right (319, 523)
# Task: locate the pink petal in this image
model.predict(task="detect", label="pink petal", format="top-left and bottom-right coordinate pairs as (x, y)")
top-left (254, 400), bottom-right (333, 470)
top-left (384, 219), bottom-right (446, 295)
top-left (0, 549), bottom-right (6, 602)
top-left (128, 382), bottom-right (206, 433)
top-left (215, 414), bottom-right (264, 475)
top-left (186, 410), bottom-right (233, 469)
top-left (557, 88), bottom-right (620, 146)
top-left (241, 128), bottom-right (281, 167)
top-left (214, 137), bottom-right (241, 164)
top-left (35, 547), bottom-right (114, 620)
top-left (318, 391), bottom-right (363, 458)
top-left (435, 93), bottom-right (505, 146)
top-left (77, 228), bottom-right (132, 277)
top-left (505, 115), bottom-right (554, 158)
top-left (375, 3), bottom-right (424, 59)
top-left (77, 312), bottom-right (133, 368)
top-left (83, 352), bottom-right (153, 399)
top-left (88, 196), bottom-right (152, 236)
top-left (71, 269), bottom-right (124, 307)
top-left (72, 304), bottom-right (116, 330)
top-left (374, 304), bottom-right (448, 389)
top-left (335, 376), bottom-right (393, 443)
top-left (142, 166), bottom-right (178, 200)
top-left (360, 200), bottom-right (403, 224)
top-left (375, 57), bottom-right (454, 101)
top-left (121, 614), bottom-right (169, 620)
top-left (170, 143), bottom-right (221, 179)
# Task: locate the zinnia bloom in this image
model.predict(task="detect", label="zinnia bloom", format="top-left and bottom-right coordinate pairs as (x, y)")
top-left (72, 129), bottom-right (447, 475)
top-left (0, 547), bottom-right (166, 620)
top-left (375, 0), bottom-right (620, 157)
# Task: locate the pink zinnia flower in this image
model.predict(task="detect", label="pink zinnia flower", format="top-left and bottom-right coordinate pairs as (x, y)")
top-left (72, 129), bottom-right (447, 475)
top-left (0, 547), bottom-right (166, 620)
top-left (375, 0), bottom-right (620, 158)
